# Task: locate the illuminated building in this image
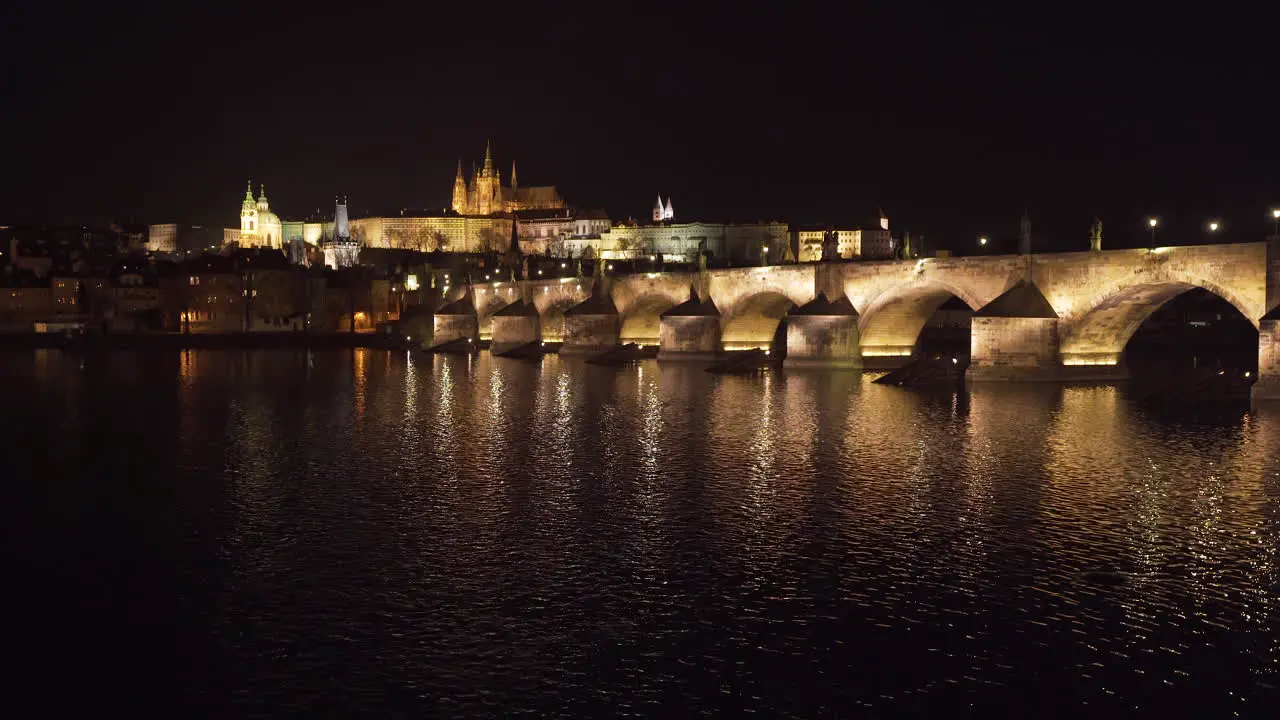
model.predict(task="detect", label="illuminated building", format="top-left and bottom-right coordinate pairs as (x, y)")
top-left (450, 140), bottom-right (566, 216)
top-left (320, 198), bottom-right (360, 269)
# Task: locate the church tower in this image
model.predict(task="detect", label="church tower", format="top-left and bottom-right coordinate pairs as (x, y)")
top-left (511, 161), bottom-right (518, 191)
top-left (451, 161), bottom-right (467, 213)
top-left (653, 195), bottom-right (665, 222)
top-left (664, 197), bottom-right (674, 221)
top-left (476, 140), bottom-right (497, 216)
top-left (240, 181), bottom-right (258, 237)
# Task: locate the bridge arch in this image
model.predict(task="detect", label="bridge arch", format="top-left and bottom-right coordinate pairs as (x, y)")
top-left (857, 279), bottom-right (988, 359)
top-left (619, 293), bottom-right (684, 345)
top-left (1059, 277), bottom-right (1259, 365)
top-left (720, 290), bottom-right (796, 351)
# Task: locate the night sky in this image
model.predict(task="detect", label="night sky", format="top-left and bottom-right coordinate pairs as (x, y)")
top-left (3, 2), bottom-right (1278, 253)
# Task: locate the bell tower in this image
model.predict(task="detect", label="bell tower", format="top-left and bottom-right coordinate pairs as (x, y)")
top-left (239, 180), bottom-right (258, 236)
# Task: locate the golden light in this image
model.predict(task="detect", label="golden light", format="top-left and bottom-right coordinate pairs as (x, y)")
top-left (406, 274), bottom-right (419, 290)
top-left (762, 246), bottom-right (769, 253)
top-left (1148, 217), bottom-right (1158, 228)
top-left (1273, 209), bottom-right (1280, 219)
top-left (1208, 221), bottom-right (1219, 232)
top-left (979, 236), bottom-right (988, 246)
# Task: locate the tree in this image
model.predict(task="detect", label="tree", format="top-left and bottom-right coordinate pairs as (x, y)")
top-left (475, 226), bottom-right (506, 254)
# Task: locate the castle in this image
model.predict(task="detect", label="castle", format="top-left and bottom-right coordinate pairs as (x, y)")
top-left (450, 141), bottom-right (566, 216)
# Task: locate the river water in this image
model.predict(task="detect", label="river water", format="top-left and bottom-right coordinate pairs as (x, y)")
top-left (4, 349), bottom-right (1280, 717)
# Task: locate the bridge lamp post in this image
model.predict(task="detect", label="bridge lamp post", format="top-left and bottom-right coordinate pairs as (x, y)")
top-left (1272, 209), bottom-right (1280, 238)
top-left (1147, 217), bottom-right (1158, 249)
top-left (761, 245), bottom-right (769, 266)
top-left (1208, 220), bottom-right (1220, 239)
top-left (978, 236), bottom-right (988, 252)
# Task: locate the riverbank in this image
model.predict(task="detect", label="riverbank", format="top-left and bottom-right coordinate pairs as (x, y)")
top-left (0, 331), bottom-right (407, 351)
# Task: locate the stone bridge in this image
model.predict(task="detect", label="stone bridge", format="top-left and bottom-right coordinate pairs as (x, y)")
top-left (436, 240), bottom-right (1279, 400)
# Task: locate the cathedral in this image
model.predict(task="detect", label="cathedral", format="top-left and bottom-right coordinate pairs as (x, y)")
top-left (450, 141), bottom-right (566, 216)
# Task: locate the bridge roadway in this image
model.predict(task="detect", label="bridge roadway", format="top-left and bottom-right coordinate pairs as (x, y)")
top-left (424, 240), bottom-right (1280, 401)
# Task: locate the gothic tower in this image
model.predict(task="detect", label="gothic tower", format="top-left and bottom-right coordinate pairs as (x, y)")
top-left (511, 160), bottom-right (518, 191)
top-left (451, 161), bottom-right (467, 213)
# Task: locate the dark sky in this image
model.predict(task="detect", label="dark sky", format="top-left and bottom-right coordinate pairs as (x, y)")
top-left (3, 2), bottom-right (1278, 253)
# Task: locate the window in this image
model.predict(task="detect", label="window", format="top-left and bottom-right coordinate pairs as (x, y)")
top-left (189, 276), bottom-right (200, 286)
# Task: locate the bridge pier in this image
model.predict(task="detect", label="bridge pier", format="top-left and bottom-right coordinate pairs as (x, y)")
top-left (490, 298), bottom-right (541, 355)
top-left (783, 293), bottom-right (862, 368)
top-left (1256, 312), bottom-right (1280, 402)
top-left (967, 281), bottom-right (1068, 382)
top-left (561, 292), bottom-right (620, 356)
top-left (431, 295), bottom-right (479, 349)
top-left (658, 293), bottom-right (721, 362)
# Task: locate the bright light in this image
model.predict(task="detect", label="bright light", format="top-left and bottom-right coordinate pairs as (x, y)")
top-left (484, 274), bottom-right (490, 280)
top-left (1273, 209), bottom-right (1280, 219)
top-left (951, 357), bottom-right (958, 364)
top-left (537, 270), bottom-right (543, 275)
top-left (1245, 371), bottom-right (1253, 377)
top-left (560, 262), bottom-right (566, 268)
top-left (762, 246), bottom-right (769, 253)
top-left (1208, 221), bottom-right (1219, 232)
top-left (979, 237), bottom-right (988, 246)
top-left (406, 274), bottom-right (419, 290)
top-left (1148, 217), bottom-right (1158, 228)
top-left (607, 264), bottom-right (614, 270)
top-left (648, 255), bottom-right (655, 261)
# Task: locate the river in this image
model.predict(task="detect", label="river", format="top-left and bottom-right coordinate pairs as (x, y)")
top-left (4, 349), bottom-right (1279, 716)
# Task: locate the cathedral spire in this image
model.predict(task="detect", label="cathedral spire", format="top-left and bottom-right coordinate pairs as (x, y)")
top-left (244, 180), bottom-right (253, 201)
top-left (451, 160), bottom-right (467, 213)
top-left (511, 160), bottom-right (518, 190)
top-left (483, 139), bottom-right (494, 173)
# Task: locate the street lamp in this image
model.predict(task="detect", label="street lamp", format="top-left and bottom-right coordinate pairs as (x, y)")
top-left (761, 245), bottom-right (769, 266)
top-left (1272, 209), bottom-right (1280, 237)
top-left (1147, 217), bottom-right (1158, 248)
top-left (1208, 220), bottom-right (1220, 233)
top-left (978, 236), bottom-right (988, 248)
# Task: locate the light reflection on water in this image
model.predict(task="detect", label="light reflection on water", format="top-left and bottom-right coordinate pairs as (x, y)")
top-left (3, 349), bottom-right (1280, 716)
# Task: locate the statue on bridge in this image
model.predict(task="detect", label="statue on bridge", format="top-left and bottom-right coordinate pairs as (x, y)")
top-left (1090, 217), bottom-right (1103, 252)
top-left (821, 229), bottom-right (839, 261)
